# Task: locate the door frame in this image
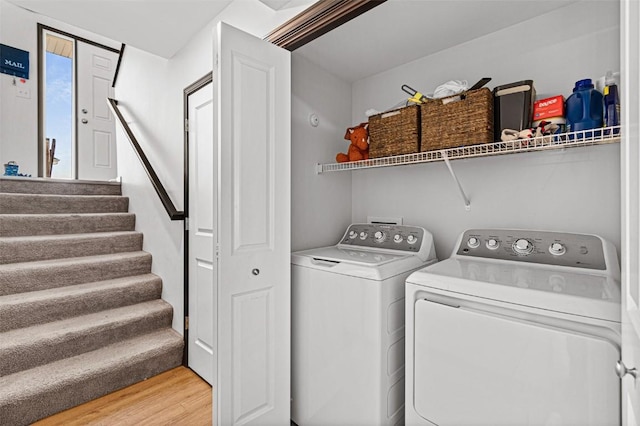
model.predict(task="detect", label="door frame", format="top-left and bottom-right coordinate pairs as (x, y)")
top-left (36, 24), bottom-right (120, 178)
top-left (182, 71), bottom-right (214, 367)
top-left (264, 0), bottom-right (386, 50)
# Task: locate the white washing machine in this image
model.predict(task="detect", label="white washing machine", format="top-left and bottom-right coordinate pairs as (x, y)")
top-left (405, 229), bottom-right (621, 426)
top-left (291, 223), bottom-right (437, 426)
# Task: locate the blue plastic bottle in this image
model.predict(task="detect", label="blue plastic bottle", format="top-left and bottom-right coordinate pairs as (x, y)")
top-left (566, 78), bottom-right (603, 138)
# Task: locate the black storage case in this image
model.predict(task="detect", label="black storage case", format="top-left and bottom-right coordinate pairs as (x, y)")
top-left (493, 80), bottom-right (536, 141)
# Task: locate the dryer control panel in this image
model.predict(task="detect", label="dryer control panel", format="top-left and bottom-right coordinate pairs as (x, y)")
top-left (456, 229), bottom-right (608, 270)
top-left (339, 224), bottom-right (426, 254)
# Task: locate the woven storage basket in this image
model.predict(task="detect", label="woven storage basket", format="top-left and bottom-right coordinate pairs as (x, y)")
top-left (368, 104), bottom-right (420, 158)
top-left (420, 88), bottom-right (494, 151)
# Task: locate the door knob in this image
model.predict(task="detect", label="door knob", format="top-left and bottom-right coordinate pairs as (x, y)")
top-left (616, 360), bottom-right (638, 379)
top-left (81, 119), bottom-right (88, 124)
top-left (252, 269), bottom-right (260, 276)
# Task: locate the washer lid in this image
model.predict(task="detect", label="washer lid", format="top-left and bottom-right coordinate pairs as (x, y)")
top-left (292, 246), bottom-right (429, 280)
top-left (407, 258), bottom-right (621, 323)
top-left (294, 246), bottom-right (407, 266)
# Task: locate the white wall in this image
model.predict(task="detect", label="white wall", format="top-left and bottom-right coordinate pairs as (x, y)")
top-left (352, 1), bottom-right (620, 120)
top-left (116, 0), bottom-right (314, 208)
top-left (352, 144), bottom-right (620, 260)
top-left (348, 1), bottom-right (621, 260)
top-left (0, 0), bottom-right (120, 175)
top-left (291, 54), bottom-right (353, 251)
top-left (114, 0), bottom-right (314, 332)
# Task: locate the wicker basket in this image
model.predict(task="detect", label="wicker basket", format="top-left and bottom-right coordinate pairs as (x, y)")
top-left (368, 105), bottom-right (420, 158)
top-left (420, 88), bottom-right (494, 151)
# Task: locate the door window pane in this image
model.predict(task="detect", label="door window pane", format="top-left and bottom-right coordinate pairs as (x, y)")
top-left (44, 34), bottom-right (73, 179)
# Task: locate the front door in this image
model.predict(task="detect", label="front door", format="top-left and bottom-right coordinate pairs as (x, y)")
top-left (621, 0), bottom-right (640, 424)
top-left (187, 79), bottom-right (215, 384)
top-left (76, 41), bottom-right (118, 180)
top-left (213, 22), bottom-right (291, 425)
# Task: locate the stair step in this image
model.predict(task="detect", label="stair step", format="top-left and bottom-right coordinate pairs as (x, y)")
top-left (0, 193), bottom-right (129, 214)
top-left (0, 231), bottom-right (144, 264)
top-left (0, 213), bottom-right (136, 237)
top-left (0, 177), bottom-right (121, 196)
top-left (0, 178), bottom-right (183, 424)
top-left (0, 328), bottom-right (183, 425)
top-left (0, 299), bottom-right (173, 376)
top-left (0, 274), bottom-right (162, 332)
top-left (0, 251), bottom-right (152, 296)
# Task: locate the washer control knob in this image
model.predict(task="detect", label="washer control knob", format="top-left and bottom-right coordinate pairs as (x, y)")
top-left (348, 230), bottom-right (357, 239)
top-left (374, 231), bottom-right (386, 243)
top-left (486, 238), bottom-right (499, 250)
top-left (467, 237), bottom-right (480, 249)
top-left (359, 231), bottom-right (368, 240)
top-left (407, 235), bottom-right (417, 245)
top-left (513, 238), bottom-right (534, 255)
top-left (549, 242), bottom-right (566, 256)
top-left (393, 234), bottom-right (403, 243)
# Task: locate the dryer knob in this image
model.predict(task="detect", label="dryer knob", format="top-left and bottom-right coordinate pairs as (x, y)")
top-left (549, 242), bottom-right (566, 256)
top-left (486, 238), bottom-right (499, 250)
top-left (349, 230), bottom-right (357, 239)
top-left (359, 231), bottom-right (368, 240)
top-left (467, 237), bottom-right (480, 249)
top-left (407, 235), bottom-right (417, 244)
top-left (513, 238), bottom-right (534, 255)
top-left (393, 234), bottom-right (403, 243)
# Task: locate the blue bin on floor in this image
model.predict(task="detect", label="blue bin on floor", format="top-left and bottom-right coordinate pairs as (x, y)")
top-left (4, 161), bottom-right (19, 176)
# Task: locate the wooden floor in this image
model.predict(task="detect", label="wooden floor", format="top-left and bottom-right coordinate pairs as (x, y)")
top-left (34, 367), bottom-right (212, 425)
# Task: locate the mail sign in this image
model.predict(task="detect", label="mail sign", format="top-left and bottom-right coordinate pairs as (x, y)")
top-left (0, 44), bottom-right (29, 79)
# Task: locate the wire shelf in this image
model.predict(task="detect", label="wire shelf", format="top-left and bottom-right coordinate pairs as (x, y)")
top-left (317, 126), bottom-right (622, 174)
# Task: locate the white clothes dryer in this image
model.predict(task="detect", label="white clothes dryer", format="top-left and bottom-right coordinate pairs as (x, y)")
top-left (405, 229), bottom-right (621, 426)
top-left (291, 223), bottom-right (437, 426)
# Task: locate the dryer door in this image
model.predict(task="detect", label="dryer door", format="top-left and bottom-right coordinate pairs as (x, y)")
top-left (413, 298), bottom-right (619, 426)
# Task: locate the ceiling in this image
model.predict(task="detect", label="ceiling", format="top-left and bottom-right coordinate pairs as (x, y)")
top-left (295, 0), bottom-right (578, 82)
top-left (7, 0), bottom-right (235, 58)
top-left (7, 0), bottom-right (578, 67)
top-left (258, 0), bottom-right (314, 10)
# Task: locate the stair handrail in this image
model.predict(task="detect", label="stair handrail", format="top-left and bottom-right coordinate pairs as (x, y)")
top-left (107, 98), bottom-right (185, 221)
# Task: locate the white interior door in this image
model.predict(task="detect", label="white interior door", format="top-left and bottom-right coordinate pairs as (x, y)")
top-left (188, 80), bottom-right (215, 384)
top-left (76, 41), bottom-right (118, 181)
top-left (213, 22), bottom-right (291, 426)
top-left (621, 0), bottom-right (640, 424)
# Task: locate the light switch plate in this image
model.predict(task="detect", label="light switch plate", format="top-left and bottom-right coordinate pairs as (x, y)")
top-left (16, 85), bottom-right (30, 99)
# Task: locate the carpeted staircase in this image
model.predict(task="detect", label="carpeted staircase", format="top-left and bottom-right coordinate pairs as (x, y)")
top-left (0, 177), bottom-right (184, 425)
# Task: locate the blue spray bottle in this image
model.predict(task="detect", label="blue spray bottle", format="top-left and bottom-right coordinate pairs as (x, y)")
top-left (603, 71), bottom-right (620, 135)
